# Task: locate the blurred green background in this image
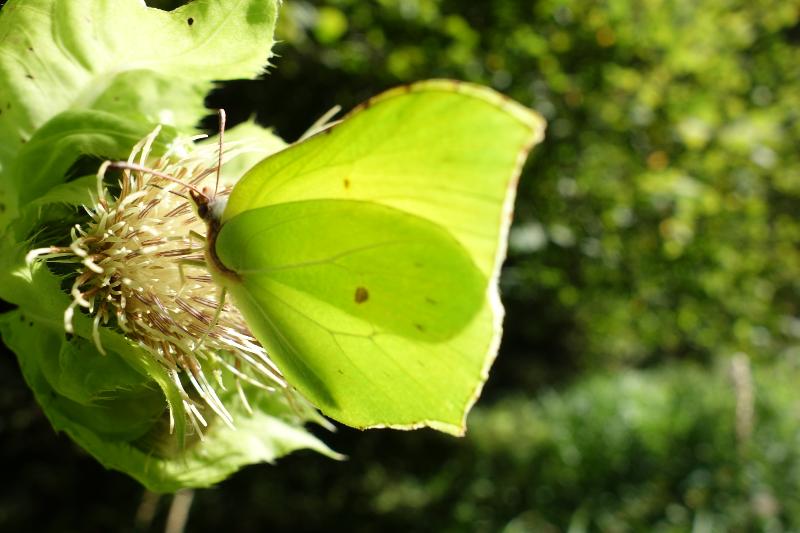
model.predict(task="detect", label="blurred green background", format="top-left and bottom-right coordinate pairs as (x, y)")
top-left (3, 0), bottom-right (800, 530)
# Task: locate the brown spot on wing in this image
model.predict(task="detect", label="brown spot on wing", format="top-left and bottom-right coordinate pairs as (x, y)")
top-left (354, 286), bottom-right (369, 304)
top-left (343, 178), bottom-right (351, 189)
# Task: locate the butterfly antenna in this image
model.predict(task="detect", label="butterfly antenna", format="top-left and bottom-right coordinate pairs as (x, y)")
top-left (148, 183), bottom-right (191, 201)
top-left (108, 161), bottom-right (208, 199)
top-left (215, 109), bottom-right (226, 198)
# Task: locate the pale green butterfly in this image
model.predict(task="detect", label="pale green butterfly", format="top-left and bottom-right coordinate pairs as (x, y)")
top-left (190, 80), bottom-right (543, 436)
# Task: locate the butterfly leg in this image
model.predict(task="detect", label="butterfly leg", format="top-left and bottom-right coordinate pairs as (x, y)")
top-left (187, 229), bottom-right (206, 244)
top-left (175, 230), bottom-right (207, 293)
top-left (175, 257), bottom-right (206, 298)
top-left (208, 286), bottom-right (227, 334)
top-left (193, 286), bottom-right (227, 352)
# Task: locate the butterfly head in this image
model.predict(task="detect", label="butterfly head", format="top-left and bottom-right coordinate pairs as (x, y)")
top-left (191, 186), bottom-right (227, 225)
top-left (190, 188), bottom-right (211, 221)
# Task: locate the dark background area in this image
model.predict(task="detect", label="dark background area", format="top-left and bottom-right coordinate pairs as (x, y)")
top-left (3, 0), bottom-right (800, 531)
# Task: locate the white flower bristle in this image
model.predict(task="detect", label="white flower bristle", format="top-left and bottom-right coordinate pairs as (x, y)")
top-left (28, 128), bottom-right (286, 437)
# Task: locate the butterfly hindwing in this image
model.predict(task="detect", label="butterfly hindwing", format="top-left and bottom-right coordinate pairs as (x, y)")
top-left (217, 199), bottom-right (485, 431)
top-left (216, 81), bottom-right (545, 433)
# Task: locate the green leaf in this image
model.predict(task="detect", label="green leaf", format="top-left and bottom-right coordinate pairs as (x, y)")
top-left (0, 0), bottom-right (280, 223)
top-left (0, 233), bottom-right (192, 442)
top-left (1, 310), bottom-right (163, 440)
top-left (216, 81), bottom-right (545, 434)
top-left (0, 310), bottom-right (339, 493)
top-left (10, 109), bottom-right (175, 208)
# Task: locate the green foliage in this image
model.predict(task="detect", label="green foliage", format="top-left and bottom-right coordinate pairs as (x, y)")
top-left (0, 308), bottom-right (336, 493)
top-left (0, 0), bottom-right (336, 491)
top-left (173, 360), bottom-right (799, 532)
top-left (0, 0), bottom-right (280, 225)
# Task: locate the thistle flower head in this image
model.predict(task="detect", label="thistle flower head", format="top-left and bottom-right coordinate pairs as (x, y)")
top-left (28, 128), bottom-right (286, 437)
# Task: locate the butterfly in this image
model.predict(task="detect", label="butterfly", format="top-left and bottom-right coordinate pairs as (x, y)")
top-left (158, 80), bottom-right (542, 435)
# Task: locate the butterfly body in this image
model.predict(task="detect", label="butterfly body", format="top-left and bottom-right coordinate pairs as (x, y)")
top-left (190, 188), bottom-right (237, 279)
